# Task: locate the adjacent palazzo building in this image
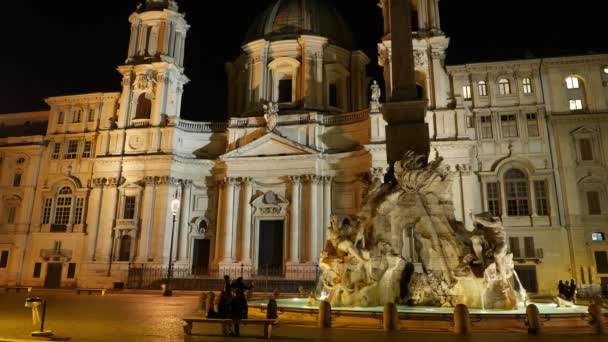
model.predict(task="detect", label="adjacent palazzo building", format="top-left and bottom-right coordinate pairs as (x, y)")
top-left (0, 0), bottom-right (607, 296)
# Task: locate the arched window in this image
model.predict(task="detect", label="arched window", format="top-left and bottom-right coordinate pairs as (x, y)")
top-left (504, 169), bottom-right (530, 216)
top-left (45, 186), bottom-right (85, 232)
top-left (54, 187), bottom-right (73, 227)
top-left (498, 79), bottom-right (511, 95)
top-left (118, 235), bottom-right (132, 261)
top-left (135, 93), bottom-right (152, 119)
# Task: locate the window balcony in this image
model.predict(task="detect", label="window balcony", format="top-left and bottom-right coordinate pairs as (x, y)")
top-left (116, 219), bottom-right (137, 228)
top-left (131, 119), bottom-right (150, 128)
top-left (513, 248), bottom-right (544, 263)
top-left (40, 248), bottom-right (72, 262)
top-left (50, 224), bottom-right (68, 233)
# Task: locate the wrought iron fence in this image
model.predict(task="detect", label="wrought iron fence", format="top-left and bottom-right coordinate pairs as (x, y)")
top-left (126, 263), bottom-right (320, 293)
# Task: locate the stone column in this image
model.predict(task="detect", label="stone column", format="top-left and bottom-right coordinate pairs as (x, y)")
top-left (221, 177), bottom-right (237, 263)
top-left (241, 177), bottom-right (254, 265)
top-left (177, 180), bottom-right (192, 262)
top-left (137, 176), bottom-right (157, 262)
top-left (306, 175), bottom-right (322, 263)
top-left (212, 180), bottom-right (224, 264)
top-left (87, 178), bottom-right (106, 261)
top-left (322, 176), bottom-right (333, 234)
top-left (299, 37), bottom-right (327, 109)
top-left (97, 177), bottom-right (121, 262)
top-left (231, 179), bottom-right (242, 261)
top-left (288, 176), bottom-right (302, 264)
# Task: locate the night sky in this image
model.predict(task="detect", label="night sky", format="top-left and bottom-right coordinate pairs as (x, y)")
top-left (0, 0), bottom-right (606, 121)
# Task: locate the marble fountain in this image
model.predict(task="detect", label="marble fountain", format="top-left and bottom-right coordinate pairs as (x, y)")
top-left (250, 152), bottom-right (588, 319)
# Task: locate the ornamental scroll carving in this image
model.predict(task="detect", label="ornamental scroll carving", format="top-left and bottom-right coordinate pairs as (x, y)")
top-left (251, 191), bottom-right (289, 218)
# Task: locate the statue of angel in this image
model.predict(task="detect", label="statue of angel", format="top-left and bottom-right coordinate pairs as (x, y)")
top-left (263, 101), bottom-right (280, 132)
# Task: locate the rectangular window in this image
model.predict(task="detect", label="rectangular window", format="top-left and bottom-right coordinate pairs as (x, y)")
top-left (501, 114), bottom-right (518, 138)
top-left (72, 110), bottom-right (81, 123)
top-left (67, 263), bottom-right (76, 279)
top-left (480, 116), bottom-right (493, 139)
top-left (123, 196), bottom-right (136, 220)
top-left (524, 237), bottom-right (535, 258)
top-left (486, 182), bottom-right (501, 217)
top-left (526, 113), bottom-right (539, 137)
top-left (54, 196), bottom-right (72, 225)
top-left (462, 85), bottom-right (472, 100)
top-left (42, 198), bottom-right (52, 224)
top-left (74, 198), bottom-right (84, 225)
top-left (522, 78), bottom-right (533, 94)
top-left (595, 251), bottom-right (608, 274)
top-left (13, 173), bottom-right (22, 187)
top-left (478, 82), bottom-right (487, 96)
top-left (82, 141), bottom-right (92, 158)
top-left (65, 140), bottom-right (78, 159)
top-left (569, 99), bottom-right (583, 110)
top-left (534, 181), bottom-right (549, 216)
top-left (6, 207), bottom-right (16, 224)
top-left (509, 237), bottom-right (520, 258)
top-left (57, 112), bottom-right (64, 124)
top-left (587, 191), bottom-right (601, 215)
top-left (87, 109), bottom-right (95, 122)
top-left (52, 143), bottom-right (61, 160)
top-left (579, 138), bottom-right (593, 161)
top-left (278, 79), bottom-right (292, 103)
top-left (33, 262), bottom-right (42, 278)
top-left (0, 251), bottom-right (8, 268)
top-left (329, 83), bottom-right (338, 107)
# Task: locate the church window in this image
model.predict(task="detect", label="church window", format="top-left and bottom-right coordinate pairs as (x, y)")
top-left (42, 198), bottom-right (52, 224)
top-left (478, 81), bottom-right (488, 96)
top-left (587, 191), bottom-right (601, 215)
top-left (486, 182), bottom-right (501, 217)
top-left (500, 114), bottom-right (518, 138)
top-left (579, 138), bottom-right (594, 161)
top-left (52, 143), bottom-right (61, 160)
top-left (329, 83), bottom-right (338, 107)
top-left (480, 116), bottom-right (493, 138)
top-left (123, 196), bottom-right (137, 220)
top-left (462, 85), bottom-right (472, 100)
top-left (135, 93), bottom-right (152, 120)
top-left (72, 109), bottom-right (82, 123)
top-left (118, 235), bottom-right (132, 262)
top-left (569, 99), bottom-right (583, 110)
top-left (592, 232), bottom-right (606, 241)
top-left (54, 187), bottom-right (73, 226)
top-left (13, 173), bottom-right (22, 187)
top-left (278, 79), bottom-right (293, 103)
top-left (534, 180), bottom-right (549, 216)
top-left (65, 140), bottom-right (78, 159)
top-left (88, 109), bottom-right (95, 122)
top-left (73, 197), bottom-right (84, 225)
top-left (505, 169), bottom-right (530, 216)
top-left (57, 112), bottom-right (64, 124)
top-left (566, 76), bottom-right (580, 89)
top-left (0, 251), bottom-right (8, 268)
top-left (522, 78), bottom-right (533, 94)
top-left (6, 207), bottom-right (16, 224)
top-left (526, 113), bottom-right (539, 137)
top-left (82, 141), bottom-right (92, 158)
top-left (498, 78), bottom-right (511, 95)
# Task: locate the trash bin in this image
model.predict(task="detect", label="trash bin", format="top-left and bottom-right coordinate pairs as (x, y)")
top-left (24, 297), bottom-right (53, 337)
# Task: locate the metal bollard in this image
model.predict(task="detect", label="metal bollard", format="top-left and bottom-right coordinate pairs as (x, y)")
top-left (453, 304), bottom-right (472, 335)
top-left (588, 303), bottom-right (605, 334)
top-left (383, 303), bottom-right (399, 331)
top-left (525, 304), bottom-right (541, 334)
top-left (24, 298), bottom-right (53, 337)
top-left (318, 300), bottom-right (331, 328)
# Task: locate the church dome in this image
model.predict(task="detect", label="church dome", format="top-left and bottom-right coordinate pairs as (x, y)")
top-left (244, 0), bottom-right (354, 49)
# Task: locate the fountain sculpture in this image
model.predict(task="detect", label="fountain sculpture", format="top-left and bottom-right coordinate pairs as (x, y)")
top-left (318, 152), bottom-right (524, 309)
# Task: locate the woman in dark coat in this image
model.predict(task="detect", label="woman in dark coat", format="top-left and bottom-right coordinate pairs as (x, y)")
top-left (229, 277), bottom-right (254, 336)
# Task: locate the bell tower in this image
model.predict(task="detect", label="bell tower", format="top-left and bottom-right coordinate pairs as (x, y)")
top-left (114, 0), bottom-right (190, 129)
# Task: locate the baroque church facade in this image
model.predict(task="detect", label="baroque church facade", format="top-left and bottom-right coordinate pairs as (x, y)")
top-left (1, 0), bottom-right (607, 296)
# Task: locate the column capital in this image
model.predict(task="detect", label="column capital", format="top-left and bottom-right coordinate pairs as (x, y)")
top-left (241, 177), bottom-right (253, 185)
top-left (288, 175), bottom-right (302, 184)
top-left (144, 176), bottom-right (158, 186)
top-left (321, 176), bottom-right (333, 185)
top-left (304, 174), bottom-right (323, 184)
top-left (92, 178), bottom-right (107, 188)
top-left (106, 177), bottom-right (125, 187)
top-left (224, 177), bottom-right (240, 185)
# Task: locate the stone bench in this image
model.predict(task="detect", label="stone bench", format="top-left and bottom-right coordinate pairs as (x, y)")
top-left (182, 317), bottom-right (278, 338)
top-left (76, 288), bottom-right (106, 295)
top-left (4, 286), bottom-right (32, 293)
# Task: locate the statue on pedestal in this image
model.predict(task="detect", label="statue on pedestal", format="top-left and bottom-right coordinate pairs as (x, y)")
top-left (263, 102), bottom-right (279, 132)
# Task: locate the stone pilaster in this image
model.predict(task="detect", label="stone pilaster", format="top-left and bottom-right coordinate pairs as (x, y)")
top-left (177, 180), bottom-right (192, 262)
top-left (97, 177), bottom-right (123, 262)
top-left (137, 176), bottom-right (157, 262)
top-left (221, 177), bottom-right (238, 264)
top-left (306, 175), bottom-right (323, 263)
top-left (288, 176), bottom-right (302, 264)
top-left (322, 176), bottom-right (333, 236)
top-left (240, 177), bottom-right (254, 265)
top-left (87, 178), bottom-right (106, 261)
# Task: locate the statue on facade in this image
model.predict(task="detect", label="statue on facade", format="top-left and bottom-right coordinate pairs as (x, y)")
top-left (370, 80), bottom-right (382, 102)
top-left (263, 102), bottom-right (279, 132)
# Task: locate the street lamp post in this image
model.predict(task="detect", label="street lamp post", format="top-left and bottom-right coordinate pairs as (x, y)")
top-left (163, 197), bottom-right (180, 297)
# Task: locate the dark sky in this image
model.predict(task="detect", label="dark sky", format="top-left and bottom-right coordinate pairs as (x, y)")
top-left (0, 0), bottom-right (606, 121)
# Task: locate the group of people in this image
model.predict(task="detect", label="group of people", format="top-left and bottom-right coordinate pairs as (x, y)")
top-left (558, 279), bottom-right (578, 303)
top-left (206, 275), bottom-right (254, 336)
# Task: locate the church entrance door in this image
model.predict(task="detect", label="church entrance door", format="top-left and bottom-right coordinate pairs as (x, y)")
top-left (44, 263), bottom-right (62, 288)
top-left (192, 239), bottom-right (210, 275)
top-left (258, 220), bottom-right (284, 276)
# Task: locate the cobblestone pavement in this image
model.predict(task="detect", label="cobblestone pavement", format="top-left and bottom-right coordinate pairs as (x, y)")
top-left (0, 290), bottom-right (606, 342)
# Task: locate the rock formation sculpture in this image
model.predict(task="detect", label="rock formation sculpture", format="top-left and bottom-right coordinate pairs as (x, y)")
top-left (318, 151), bottom-right (524, 309)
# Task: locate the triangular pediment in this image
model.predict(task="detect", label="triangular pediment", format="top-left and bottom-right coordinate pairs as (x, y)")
top-left (221, 132), bottom-right (318, 159)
